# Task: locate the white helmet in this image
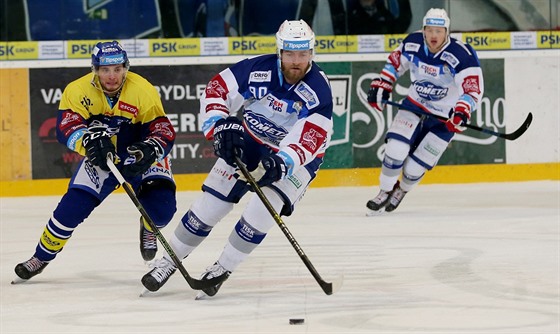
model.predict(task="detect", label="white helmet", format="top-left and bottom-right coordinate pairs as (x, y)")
top-left (276, 20), bottom-right (315, 55)
top-left (423, 8), bottom-right (450, 31)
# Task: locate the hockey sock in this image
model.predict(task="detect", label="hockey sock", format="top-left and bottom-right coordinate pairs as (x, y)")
top-left (35, 188), bottom-right (99, 261)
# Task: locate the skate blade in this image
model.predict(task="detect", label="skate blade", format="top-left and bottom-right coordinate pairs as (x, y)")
top-left (11, 276), bottom-right (27, 284)
top-left (143, 259), bottom-right (156, 266)
top-left (139, 288), bottom-right (152, 297)
top-left (194, 291), bottom-right (209, 300)
top-left (366, 208), bottom-right (386, 216)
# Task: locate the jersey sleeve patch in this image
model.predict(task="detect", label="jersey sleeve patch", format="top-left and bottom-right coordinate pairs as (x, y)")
top-left (462, 75), bottom-right (481, 95)
top-left (295, 82), bottom-right (319, 108)
top-left (388, 49), bottom-right (402, 69)
top-left (299, 121), bottom-right (327, 154)
top-left (205, 75), bottom-right (229, 100)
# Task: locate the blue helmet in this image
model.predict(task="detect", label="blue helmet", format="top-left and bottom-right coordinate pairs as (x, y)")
top-left (91, 41), bottom-right (129, 69)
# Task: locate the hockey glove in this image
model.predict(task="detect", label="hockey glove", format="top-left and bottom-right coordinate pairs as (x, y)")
top-left (213, 116), bottom-right (245, 166)
top-left (82, 126), bottom-right (116, 171)
top-left (446, 106), bottom-right (470, 133)
top-left (367, 78), bottom-right (393, 112)
top-left (257, 154), bottom-right (287, 187)
top-left (121, 138), bottom-right (163, 178)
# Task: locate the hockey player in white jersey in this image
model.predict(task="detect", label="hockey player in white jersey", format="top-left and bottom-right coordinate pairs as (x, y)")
top-left (366, 8), bottom-right (484, 214)
top-left (142, 20), bottom-right (333, 298)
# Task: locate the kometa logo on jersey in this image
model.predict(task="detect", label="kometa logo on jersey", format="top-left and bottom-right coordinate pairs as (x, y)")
top-left (243, 112), bottom-right (286, 146)
top-left (118, 101), bottom-right (138, 117)
top-left (413, 80), bottom-right (448, 101)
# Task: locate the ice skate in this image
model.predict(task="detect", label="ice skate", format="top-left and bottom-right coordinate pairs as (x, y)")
top-left (140, 217), bottom-right (157, 262)
top-left (366, 181), bottom-right (400, 216)
top-left (12, 257), bottom-right (49, 284)
top-left (141, 257), bottom-right (176, 293)
top-left (385, 183), bottom-right (407, 212)
top-left (195, 262), bottom-right (231, 300)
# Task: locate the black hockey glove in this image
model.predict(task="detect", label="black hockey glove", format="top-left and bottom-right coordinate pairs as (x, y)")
top-left (367, 78), bottom-right (393, 112)
top-left (121, 138), bottom-right (163, 178)
top-left (82, 126), bottom-right (116, 171)
top-left (257, 154), bottom-right (287, 187)
top-left (213, 116), bottom-right (245, 166)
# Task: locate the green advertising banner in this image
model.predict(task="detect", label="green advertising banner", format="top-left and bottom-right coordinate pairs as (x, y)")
top-left (321, 59), bottom-right (506, 169)
top-left (28, 59), bottom-right (505, 179)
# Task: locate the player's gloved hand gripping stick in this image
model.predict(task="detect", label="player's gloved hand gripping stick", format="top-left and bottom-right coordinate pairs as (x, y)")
top-left (383, 100), bottom-right (533, 141)
top-left (106, 155), bottom-right (228, 291)
top-left (234, 156), bottom-right (342, 295)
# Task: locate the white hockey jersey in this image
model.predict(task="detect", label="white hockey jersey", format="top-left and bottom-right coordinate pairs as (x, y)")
top-left (381, 31), bottom-right (484, 117)
top-left (200, 54), bottom-right (333, 175)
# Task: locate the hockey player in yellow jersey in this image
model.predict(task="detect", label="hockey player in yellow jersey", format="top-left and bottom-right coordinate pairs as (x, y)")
top-left (13, 41), bottom-right (177, 283)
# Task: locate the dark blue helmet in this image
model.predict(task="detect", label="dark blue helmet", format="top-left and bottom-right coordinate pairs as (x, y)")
top-left (91, 41), bottom-right (129, 69)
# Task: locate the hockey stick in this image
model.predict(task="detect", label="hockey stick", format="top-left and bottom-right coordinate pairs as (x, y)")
top-left (383, 100), bottom-right (533, 141)
top-left (234, 156), bottom-right (339, 295)
top-left (106, 158), bottom-right (228, 291)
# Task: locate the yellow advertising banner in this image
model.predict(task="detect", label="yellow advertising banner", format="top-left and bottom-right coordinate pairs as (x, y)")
top-left (537, 31), bottom-right (560, 48)
top-left (149, 38), bottom-right (201, 57)
top-left (66, 40), bottom-right (99, 59)
top-left (0, 68), bottom-right (31, 181)
top-left (228, 36), bottom-right (276, 55)
top-left (0, 42), bottom-right (39, 60)
top-left (462, 32), bottom-right (511, 50)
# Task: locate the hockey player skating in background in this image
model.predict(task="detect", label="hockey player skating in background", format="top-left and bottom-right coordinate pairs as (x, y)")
top-left (142, 20), bottom-right (333, 298)
top-left (366, 8), bottom-right (484, 215)
top-left (13, 41), bottom-right (177, 282)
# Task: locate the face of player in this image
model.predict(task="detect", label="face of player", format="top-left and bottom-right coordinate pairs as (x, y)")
top-left (423, 26), bottom-right (447, 53)
top-left (280, 50), bottom-right (313, 85)
top-left (97, 64), bottom-right (127, 95)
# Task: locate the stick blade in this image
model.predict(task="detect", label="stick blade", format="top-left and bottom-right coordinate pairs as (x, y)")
top-left (320, 274), bottom-right (344, 295)
top-left (186, 271), bottom-right (229, 291)
top-left (503, 112), bottom-right (533, 140)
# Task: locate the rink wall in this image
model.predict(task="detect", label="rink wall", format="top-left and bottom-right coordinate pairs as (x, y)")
top-left (0, 48), bottom-right (559, 197)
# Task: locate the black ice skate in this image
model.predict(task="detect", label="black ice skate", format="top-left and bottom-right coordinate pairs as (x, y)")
top-left (140, 217), bottom-right (157, 261)
top-left (12, 257), bottom-right (49, 283)
top-left (141, 257), bottom-right (177, 292)
top-left (195, 262), bottom-right (231, 300)
top-left (366, 181), bottom-right (401, 215)
top-left (385, 183), bottom-right (407, 212)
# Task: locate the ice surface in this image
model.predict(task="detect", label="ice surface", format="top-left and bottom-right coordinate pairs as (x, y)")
top-left (1, 181), bottom-right (558, 333)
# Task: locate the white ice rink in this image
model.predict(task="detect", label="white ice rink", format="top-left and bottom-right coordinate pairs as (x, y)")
top-left (1, 181), bottom-right (559, 333)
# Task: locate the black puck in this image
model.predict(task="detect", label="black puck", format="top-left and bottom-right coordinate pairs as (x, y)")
top-left (289, 318), bottom-right (305, 325)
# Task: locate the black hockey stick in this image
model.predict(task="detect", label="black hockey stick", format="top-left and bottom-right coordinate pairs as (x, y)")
top-left (106, 158), bottom-right (228, 291)
top-left (383, 100), bottom-right (532, 141)
top-left (234, 156), bottom-right (338, 295)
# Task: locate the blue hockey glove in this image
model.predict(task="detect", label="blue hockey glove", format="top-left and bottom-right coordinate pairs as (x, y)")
top-left (213, 116), bottom-right (245, 166)
top-left (82, 126), bottom-right (116, 171)
top-left (257, 154), bottom-right (287, 187)
top-left (121, 138), bottom-right (163, 178)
